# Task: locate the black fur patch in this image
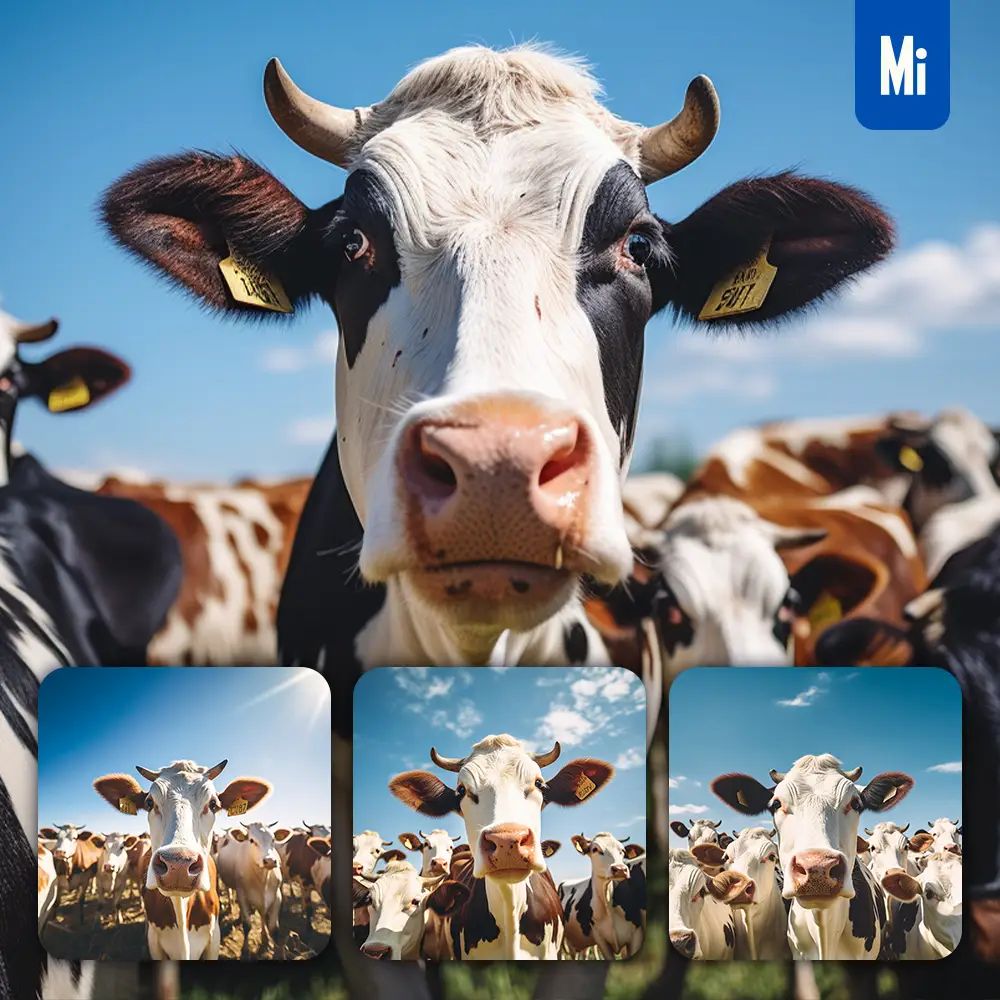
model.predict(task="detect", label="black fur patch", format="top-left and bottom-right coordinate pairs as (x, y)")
top-left (563, 621), bottom-right (589, 664)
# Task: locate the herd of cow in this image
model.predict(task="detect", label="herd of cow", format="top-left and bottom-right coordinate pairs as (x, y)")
top-left (669, 759), bottom-right (963, 963)
top-left (1, 37), bottom-right (998, 1000)
top-left (37, 764), bottom-right (331, 965)
top-left (353, 735), bottom-right (645, 962)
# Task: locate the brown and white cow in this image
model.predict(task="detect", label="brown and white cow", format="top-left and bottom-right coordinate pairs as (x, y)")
top-left (93, 832), bottom-right (139, 925)
top-left (38, 824), bottom-right (103, 927)
top-left (397, 829), bottom-right (463, 877)
top-left (278, 828), bottom-right (340, 926)
top-left (93, 758), bottom-right (271, 960)
top-left (37, 840), bottom-right (59, 936)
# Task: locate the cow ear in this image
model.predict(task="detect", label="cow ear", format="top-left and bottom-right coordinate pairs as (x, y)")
top-left (307, 837), bottom-right (331, 857)
top-left (388, 772), bottom-right (462, 816)
top-left (651, 171), bottom-right (894, 326)
top-left (218, 778), bottom-right (272, 815)
top-left (99, 153), bottom-right (342, 318)
top-left (691, 842), bottom-right (727, 868)
top-left (39, 827), bottom-right (59, 840)
top-left (427, 880), bottom-right (471, 917)
top-left (273, 828), bottom-right (294, 843)
top-left (93, 774), bottom-right (149, 815)
top-left (544, 759), bottom-right (614, 807)
top-left (23, 348), bottom-right (132, 414)
top-left (571, 835), bottom-right (589, 855)
top-left (89, 834), bottom-right (105, 848)
top-left (856, 836), bottom-right (869, 854)
top-left (352, 879), bottom-right (372, 909)
top-left (669, 821), bottom-right (690, 839)
top-left (813, 617), bottom-right (914, 667)
top-left (860, 772), bottom-right (914, 813)
top-left (624, 843), bottom-right (645, 859)
top-left (711, 774), bottom-right (774, 815)
top-left (541, 840), bottom-right (561, 858)
top-left (398, 832), bottom-right (423, 851)
top-left (381, 849), bottom-right (407, 863)
top-left (124, 836), bottom-right (138, 849)
top-left (230, 829), bottom-right (248, 842)
top-left (908, 832), bottom-right (935, 853)
top-left (882, 870), bottom-right (921, 903)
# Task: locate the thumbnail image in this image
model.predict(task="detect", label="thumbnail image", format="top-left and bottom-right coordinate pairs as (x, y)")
top-left (353, 666), bottom-right (646, 960)
top-left (38, 667), bottom-right (331, 962)
top-left (669, 667), bottom-right (962, 962)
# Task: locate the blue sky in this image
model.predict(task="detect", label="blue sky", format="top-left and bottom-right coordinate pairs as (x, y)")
top-left (38, 667), bottom-right (331, 835)
top-left (354, 667), bottom-right (646, 885)
top-left (2, 1), bottom-right (998, 481)
top-left (668, 668), bottom-right (962, 846)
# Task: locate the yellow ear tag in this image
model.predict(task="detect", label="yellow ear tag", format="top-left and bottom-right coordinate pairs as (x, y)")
top-left (898, 446), bottom-right (924, 472)
top-left (48, 377), bottom-right (91, 413)
top-left (218, 245), bottom-right (294, 314)
top-left (737, 790), bottom-right (748, 807)
top-left (808, 590), bottom-right (843, 632)
top-left (575, 774), bottom-right (597, 801)
top-left (698, 241), bottom-right (778, 321)
top-left (227, 797), bottom-right (249, 817)
top-left (118, 797), bottom-right (137, 816)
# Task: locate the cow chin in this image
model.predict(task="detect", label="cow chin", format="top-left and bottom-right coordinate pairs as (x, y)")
top-left (791, 889), bottom-right (854, 909)
top-left (485, 866), bottom-right (535, 885)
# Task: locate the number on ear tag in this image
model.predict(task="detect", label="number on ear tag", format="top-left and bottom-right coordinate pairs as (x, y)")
top-left (699, 241), bottom-right (778, 321)
top-left (218, 246), bottom-right (294, 313)
top-left (48, 377), bottom-right (91, 413)
top-left (118, 797), bottom-right (137, 816)
top-left (574, 774), bottom-right (597, 801)
top-left (227, 797), bottom-right (249, 816)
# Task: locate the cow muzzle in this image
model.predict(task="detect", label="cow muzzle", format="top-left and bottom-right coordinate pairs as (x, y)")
top-left (152, 848), bottom-right (205, 895)
top-left (944, 843), bottom-right (961, 855)
top-left (262, 857), bottom-right (278, 869)
top-left (788, 850), bottom-right (848, 905)
top-left (361, 943), bottom-right (393, 961)
top-left (480, 823), bottom-right (537, 881)
top-left (429, 858), bottom-right (448, 876)
top-left (669, 930), bottom-right (697, 959)
top-left (103, 863), bottom-right (115, 873)
top-left (610, 864), bottom-right (630, 881)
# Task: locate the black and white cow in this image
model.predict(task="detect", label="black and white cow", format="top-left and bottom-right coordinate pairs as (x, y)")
top-left (98, 44), bottom-right (895, 741)
top-left (0, 312), bottom-right (183, 998)
top-left (711, 753), bottom-right (913, 960)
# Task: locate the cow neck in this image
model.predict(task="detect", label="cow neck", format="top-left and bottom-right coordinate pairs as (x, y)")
top-left (793, 894), bottom-right (849, 960)
top-left (744, 879), bottom-right (787, 959)
top-left (591, 871), bottom-right (619, 952)
top-left (171, 896), bottom-right (191, 959)
top-left (484, 876), bottom-right (530, 960)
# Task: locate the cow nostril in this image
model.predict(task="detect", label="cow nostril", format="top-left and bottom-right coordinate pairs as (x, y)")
top-left (537, 422), bottom-right (583, 488)
top-left (482, 836), bottom-right (498, 856)
top-left (408, 426), bottom-right (459, 502)
top-left (153, 857), bottom-right (168, 877)
top-left (188, 856), bottom-right (204, 875)
top-left (830, 862), bottom-right (844, 883)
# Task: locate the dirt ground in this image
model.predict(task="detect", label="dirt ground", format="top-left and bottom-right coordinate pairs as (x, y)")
top-left (42, 876), bottom-right (331, 962)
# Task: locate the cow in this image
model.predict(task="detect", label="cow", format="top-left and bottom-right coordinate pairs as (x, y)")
top-left (398, 829), bottom-right (462, 876)
top-left (85, 475), bottom-right (311, 665)
top-left (215, 821), bottom-right (295, 958)
top-left (882, 851), bottom-right (963, 960)
top-left (559, 833), bottom-right (645, 959)
top-left (711, 753), bottom-right (913, 960)
top-left (621, 472), bottom-right (685, 550)
top-left (125, 833), bottom-right (153, 903)
top-left (388, 734), bottom-right (615, 959)
top-left (922, 818), bottom-right (962, 856)
top-left (814, 522), bottom-right (999, 965)
top-left (93, 832), bottom-right (139, 925)
top-left (715, 826), bottom-right (789, 961)
top-left (862, 823), bottom-right (920, 881)
top-left (278, 828), bottom-right (344, 924)
top-left (349, 830), bottom-right (404, 946)
top-left (98, 45), bottom-right (895, 735)
top-left (92, 759), bottom-right (272, 960)
top-left (668, 848), bottom-right (745, 960)
top-left (37, 825), bottom-right (102, 927)
top-left (38, 840), bottom-right (59, 936)
top-left (669, 818), bottom-right (723, 848)
top-left (306, 835), bottom-right (332, 909)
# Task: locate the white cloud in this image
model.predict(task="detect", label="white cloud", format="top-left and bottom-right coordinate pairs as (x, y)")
top-left (535, 676), bottom-right (565, 687)
top-left (287, 415), bottom-right (335, 445)
top-left (669, 803), bottom-right (711, 816)
top-left (927, 761), bottom-right (962, 773)
top-left (668, 776), bottom-right (687, 789)
top-left (535, 708), bottom-right (595, 746)
top-left (429, 700), bottom-right (483, 739)
top-left (777, 682), bottom-right (828, 708)
top-left (261, 330), bottom-right (339, 373)
top-left (614, 814), bottom-right (647, 830)
top-left (615, 748), bottom-right (644, 770)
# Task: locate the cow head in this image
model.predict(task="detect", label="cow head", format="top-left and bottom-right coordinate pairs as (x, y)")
top-left (389, 733), bottom-right (613, 881)
top-left (721, 827), bottom-right (780, 908)
top-left (39, 824), bottom-right (91, 874)
top-left (876, 409), bottom-right (1000, 532)
top-left (572, 831), bottom-right (641, 881)
top-left (398, 828), bottom-right (461, 876)
top-left (99, 45), bottom-right (893, 663)
top-left (302, 821), bottom-right (332, 840)
top-left (229, 821), bottom-right (294, 870)
top-left (882, 851), bottom-right (963, 953)
top-left (863, 821), bottom-right (915, 881)
top-left (353, 860), bottom-right (460, 960)
top-left (353, 830), bottom-right (396, 876)
top-left (93, 832), bottom-right (137, 875)
top-left (93, 759), bottom-right (271, 896)
top-left (669, 818), bottom-right (722, 847)
top-left (712, 754), bottom-right (913, 909)
top-left (668, 848), bottom-right (749, 959)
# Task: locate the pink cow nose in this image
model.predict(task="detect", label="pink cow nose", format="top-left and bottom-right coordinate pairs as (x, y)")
top-left (610, 864), bottom-right (629, 880)
top-left (262, 857), bottom-right (278, 869)
top-left (398, 396), bottom-right (596, 598)
top-left (103, 863), bottom-right (115, 873)
top-left (944, 843), bottom-right (961, 855)
top-left (152, 849), bottom-right (204, 892)
top-left (353, 863), bottom-right (365, 875)
top-left (429, 858), bottom-right (448, 875)
top-left (789, 851), bottom-right (846, 896)
top-left (480, 824), bottom-right (535, 872)
top-left (362, 943), bottom-right (392, 961)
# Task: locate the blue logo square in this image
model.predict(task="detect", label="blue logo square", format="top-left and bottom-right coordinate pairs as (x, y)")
top-left (855, 0), bottom-right (950, 130)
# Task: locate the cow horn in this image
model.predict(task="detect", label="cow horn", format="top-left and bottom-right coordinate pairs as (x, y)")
top-left (268, 821), bottom-right (278, 828)
top-left (864, 828), bottom-right (874, 836)
top-left (302, 820), bottom-right (310, 828)
top-left (768, 828), bottom-right (776, 839)
top-left (708, 820), bottom-right (722, 828)
top-left (530, 743), bottom-right (561, 768)
top-left (418, 830), bottom-right (427, 841)
top-left (952, 818), bottom-right (960, 826)
top-left (135, 766), bottom-right (161, 781)
top-left (843, 766), bottom-right (863, 781)
top-left (9, 316), bottom-right (58, 344)
top-left (638, 75), bottom-right (719, 184)
top-left (264, 58), bottom-right (360, 168)
top-left (769, 769), bottom-right (786, 783)
top-left (381, 839), bottom-right (393, 847)
top-left (204, 759), bottom-right (229, 781)
top-left (898, 823), bottom-right (910, 833)
top-left (430, 748), bottom-right (465, 772)
top-left (620, 837), bottom-right (630, 844)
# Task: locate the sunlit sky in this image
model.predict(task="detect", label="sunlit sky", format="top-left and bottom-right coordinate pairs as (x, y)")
top-left (38, 667), bottom-right (331, 835)
top-left (354, 667), bottom-right (646, 885)
top-left (668, 668), bottom-right (962, 846)
top-left (2, 1), bottom-right (997, 481)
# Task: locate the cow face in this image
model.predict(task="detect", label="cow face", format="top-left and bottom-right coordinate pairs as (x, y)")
top-left (230, 822), bottom-right (294, 870)
top-left (649, 499), bottom-right (824, 671)
top-left (925, 817), bottom-right (962, 855)
top-left (303, 822), bottom-right (332, 840)
top-left (93, 759), bottom-right (271, 897)
top-left (668, 848), bottom-right (748, 959)
top-left (669, 818), bottom-right (722, 847)
top-left (94, 832), bottom-right (136, 876)
top-left (100, 46), bottom-right (893, 662)
top-left (39, 825), bottom-right (92, 874)
top-left (711, 754), bottom-right (913, 910)
top-left (398, 829), bottom-right (461, 876)
top-left (572, 832), bottom-right (638, 881)
top-left (353, 831), bottom-right (395, 876)
top-left (354, 861), bottom-right (454, 960)
top-left (389, 734), bottom-right (613, 881)
top-left (722, 827), bottom-right (779, 907)
top-left (863, 821), bottom-right (914, 881)
top-left (882, 851), bottom-right (963, 953)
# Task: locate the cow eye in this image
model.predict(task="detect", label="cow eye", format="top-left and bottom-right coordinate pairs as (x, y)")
top-left (209, 798), bottom-right (221, 812)
top-left (767, 853), bottom-right (777, 863)
top-left (534, 779), bottom-right (544, 791)
top-left (850, 797), bottom-right (862, 812)
top-left (768, 799), bottom-right (781, 815)
top-left (622, 232), bottom-right (653, 268)
top-left (144, 796), bottom-right (155, 811)
top-left (344, 229), bottom-right (370, 263)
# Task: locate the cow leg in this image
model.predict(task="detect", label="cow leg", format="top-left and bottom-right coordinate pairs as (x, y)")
top-left (532, 964), bottom-right (609, 1000)
top-left (236, 891), bottom-right (253, 959)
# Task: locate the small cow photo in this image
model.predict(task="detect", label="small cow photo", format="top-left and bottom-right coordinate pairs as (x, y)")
top-left (37, 666), bottom-right (331, 963)
top-left (353, 666), bottom-right (647, 961)
top-left (668, 666), bottom-right (962, 963)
